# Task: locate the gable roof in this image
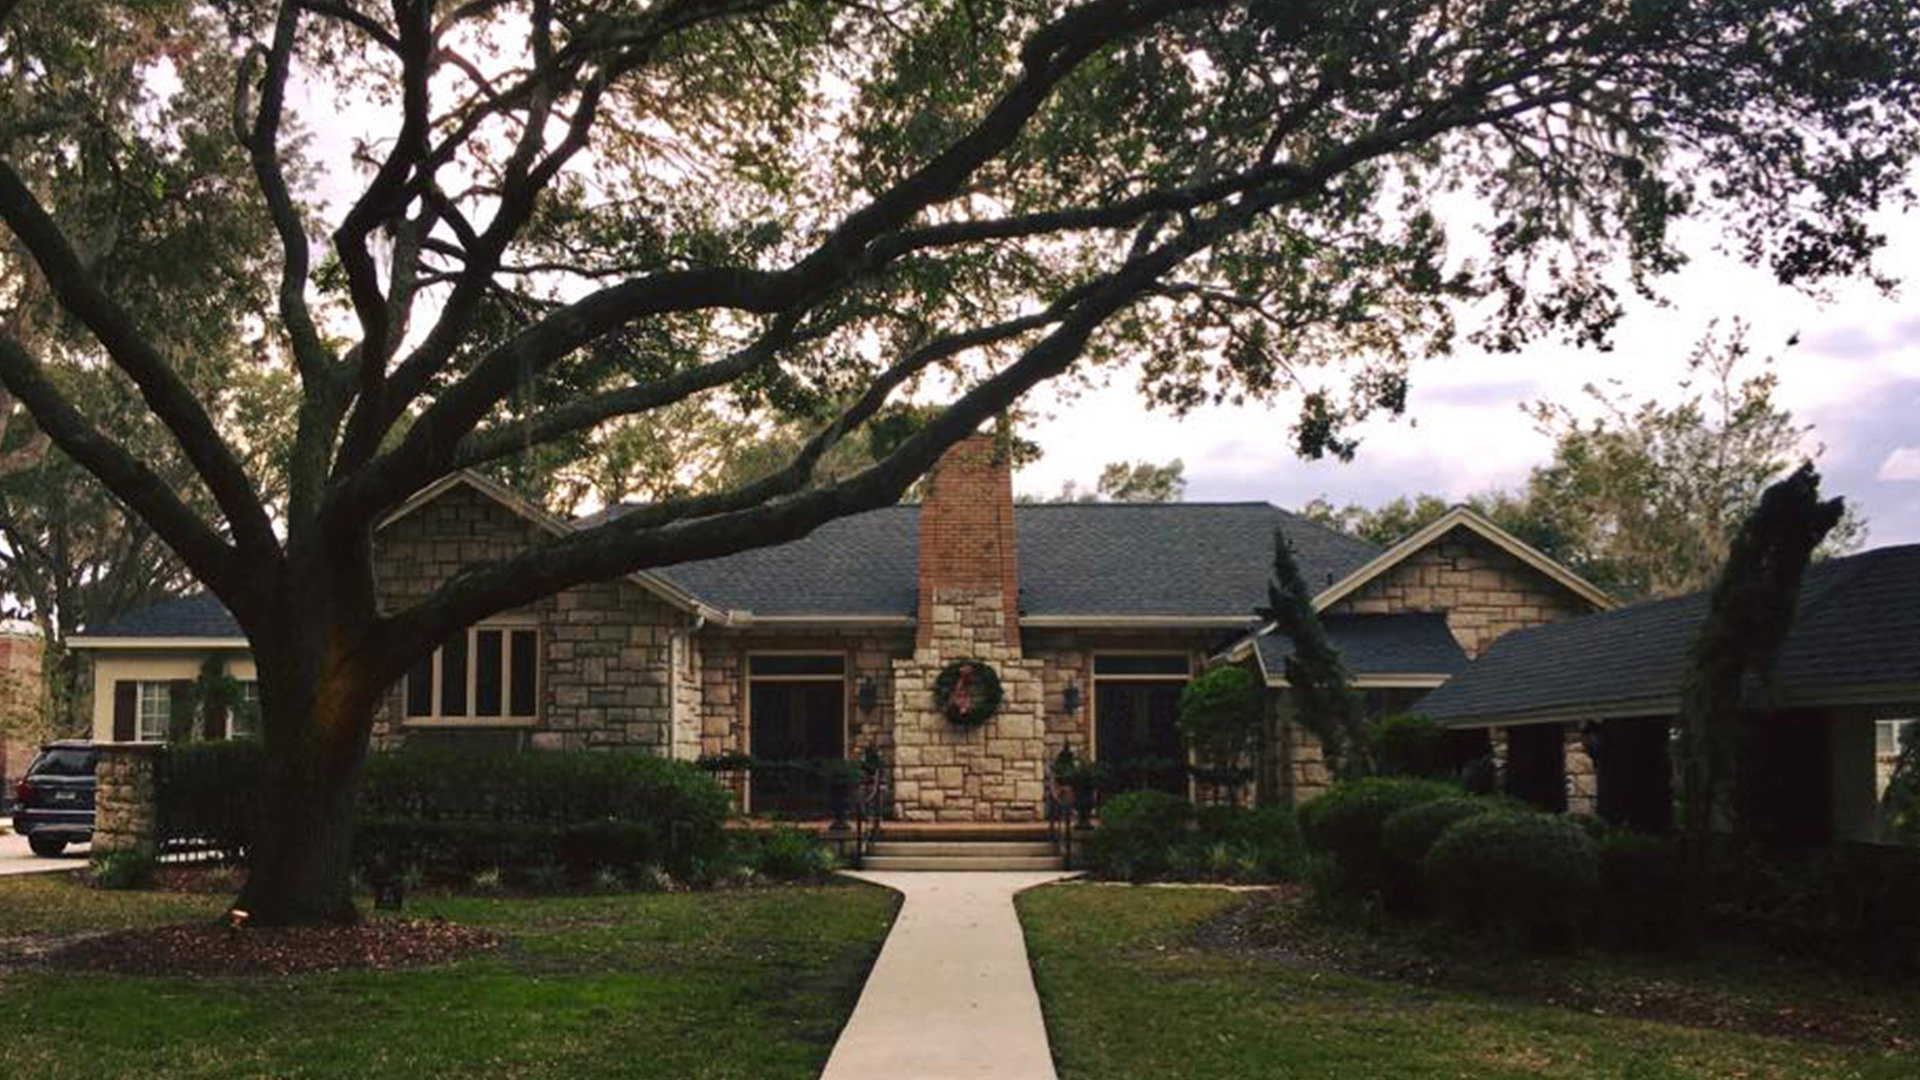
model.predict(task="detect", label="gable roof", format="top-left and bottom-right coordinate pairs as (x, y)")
top-left (641, 501), bottom-right (1381, 622)
top-left (1415, 544), bottom-right (1920, 726)
top-left (1314, 505), bottom-right (1615, 612)
top-left (72, 592), bottom-right (245, 644)
top-left (1252, 613), bottom-right (1469, 687)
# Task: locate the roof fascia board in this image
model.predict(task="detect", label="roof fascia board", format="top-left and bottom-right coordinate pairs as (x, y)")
top-left (1312, 507), bottom-right (1615, 613)
top-left (377, 470), bottom-right (725, 623)
top-left (727, 614), bottom-right (916, 627)
top-left (1267, 673), bottom-right (1453, 690)
top-left (1020, 615), bottom-right (1257, 628)
top-left (1431, 681), bottom-right (1920, 730)
top-left (66, 637), bottom-right (251, 650)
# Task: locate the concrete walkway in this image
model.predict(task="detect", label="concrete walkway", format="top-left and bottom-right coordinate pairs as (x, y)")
top-left (823, 871), bottom-right (1072, 1080)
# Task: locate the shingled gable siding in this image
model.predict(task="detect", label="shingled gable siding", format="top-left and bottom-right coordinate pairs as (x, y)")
top-left (370, 484), bottom-right (695, 753)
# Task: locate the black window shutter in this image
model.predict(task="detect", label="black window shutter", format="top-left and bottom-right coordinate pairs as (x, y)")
top-left (203, 689), bottom-right (228, 740)
top-left (170, 680), bottom-right (194, 742)
top-left (112, 681), bottom-right (137, 742)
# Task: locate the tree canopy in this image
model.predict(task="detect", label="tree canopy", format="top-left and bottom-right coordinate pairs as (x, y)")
top-left (1300, 323), bottom-right (1867, 600)
top-left (1046, 457), bottom-right (1186, 502)
top-left (3, 0), bottom-right (1918, 923)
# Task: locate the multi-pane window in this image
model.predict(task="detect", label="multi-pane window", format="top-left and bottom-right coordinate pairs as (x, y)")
top-left (232, 680), bottom-right (261, 738)
top-left (405, 625), bottom-right (539, 722)
top-left (136, 681), bottom-right (172, 741)
top-left (1880, 720), bottom-right (1916, 756)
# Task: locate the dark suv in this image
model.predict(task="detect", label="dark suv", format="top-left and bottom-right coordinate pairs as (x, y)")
top-left (11, 741), bottom-right (96, 857)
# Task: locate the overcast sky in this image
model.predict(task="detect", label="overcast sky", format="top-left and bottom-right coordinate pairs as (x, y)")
top-left (1012, 214), bottom-right (1920, 547)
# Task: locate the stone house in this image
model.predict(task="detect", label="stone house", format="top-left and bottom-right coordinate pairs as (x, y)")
top-left (1417, 543), bottom-right (1920, 841)
top-left (67, 435), bottom-right (1610, 821)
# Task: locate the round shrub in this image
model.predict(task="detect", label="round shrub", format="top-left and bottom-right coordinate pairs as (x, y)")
top-left (1195, 804), bottom-right (1307, 883)
top-left (1298, 777), bottom-right (1458, 897)
top-left (1082, 789), bottom-right (1193, 882)
top-left (1596, 828), bottom-right (1687, 949)
top-left (1425, 811), bottom-right (1600, 948)
top-left (1369, 714), bottom-right (1451, 779)
top-left (1381, 796), bottom-right (1499, 885)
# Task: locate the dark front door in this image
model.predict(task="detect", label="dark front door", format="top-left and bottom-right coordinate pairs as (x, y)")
top-left (749, 681), bottom-right (846, 816)
top-left (1095, 681), bottom-right (1188, 795)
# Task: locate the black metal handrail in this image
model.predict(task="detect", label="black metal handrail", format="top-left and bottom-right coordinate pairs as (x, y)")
top-left (1044, 756), bottom-right (1074, 870)
top-left (852, 759), bottom-right (890, 869)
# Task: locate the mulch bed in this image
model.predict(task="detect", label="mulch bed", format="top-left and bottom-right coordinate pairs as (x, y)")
top-left (44, 918), bottom-right (498, 977)
top-left (1195, 887), bottom-right (1916, 1051)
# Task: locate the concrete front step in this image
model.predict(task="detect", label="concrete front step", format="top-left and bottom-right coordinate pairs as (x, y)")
top-left (861, 853), bottom-right (1065, 872)
top-left (868, 841), bottom-right (1056, 858)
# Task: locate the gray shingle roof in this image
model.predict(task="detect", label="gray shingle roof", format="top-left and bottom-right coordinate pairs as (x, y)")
top-left (80, 501), bottom-right (1382, 637)
top-left (1256, 613), bottom-right (1469, 679)
top-left (1415, 544), bottom-right (1920, 725)
top-left (81, 592), bottom-right (242, 639)
top-left (646, 502), bottom-right (1380, 618)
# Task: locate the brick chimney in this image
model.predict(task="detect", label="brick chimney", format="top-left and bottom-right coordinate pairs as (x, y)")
top-left (915, 432), bottom-right (1020, 649)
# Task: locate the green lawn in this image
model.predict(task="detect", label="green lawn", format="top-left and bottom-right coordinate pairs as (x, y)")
top-left (1019, 885), bottom-right (1920, 1080)
top-left (0, 872), bottom-right (898, 1079)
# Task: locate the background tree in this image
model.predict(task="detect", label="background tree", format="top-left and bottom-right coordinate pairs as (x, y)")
top-left (2, 1), bottom-right (1916, 924)
top-left (1301, 323), bottom-right (1866, 600)
top-left (1677, 463), bottom-right (1843, 892)
top-left (1047, 457), bottom-right (1186, 502)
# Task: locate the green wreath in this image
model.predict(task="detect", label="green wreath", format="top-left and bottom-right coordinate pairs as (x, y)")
top-left (932, 659), bottom-right (1003, 727)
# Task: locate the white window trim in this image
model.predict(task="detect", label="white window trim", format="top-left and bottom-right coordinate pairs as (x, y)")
top-left (404, 621), bottom-right (541, 727)
top-left (136, 681), bottom-right (172, 742)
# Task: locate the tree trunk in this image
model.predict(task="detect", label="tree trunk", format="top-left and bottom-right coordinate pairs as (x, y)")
top-left (232, 598), bottom-right (386, 927)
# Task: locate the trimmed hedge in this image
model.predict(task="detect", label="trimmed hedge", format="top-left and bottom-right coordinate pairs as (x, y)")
top-left (1425, 810), bottom-right (1599, 948)
top-left (1379, 796), bottom-right (1500, 903)
top-left (1299, 777), bottom-right (1458, 897)
top-left (1079, 796), bottom-right (1305, 884)
top-left (1081, 790), bottom-right (1193, 882)
top-left (1369, 714), bottom-right (1451, 779)
top-left (1595, 828), bottom-right (1687, 949)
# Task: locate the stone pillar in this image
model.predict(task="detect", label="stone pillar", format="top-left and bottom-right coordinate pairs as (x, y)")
top-left (1565, 726), bottom-right (1597, 816)
top-left (91, 743), bottom-right (162, 860)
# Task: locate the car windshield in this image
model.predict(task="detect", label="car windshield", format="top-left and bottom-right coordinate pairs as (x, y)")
top-left (27, 748), bottom-right (94, 778)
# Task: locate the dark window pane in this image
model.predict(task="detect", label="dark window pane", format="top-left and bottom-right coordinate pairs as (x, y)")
top-left (510, 630), bottom-right (538, 717)
top-left (442, 632), bottom-right (469, 716)
top-left (406, 654), bottom-right (434, 717)
top-left (28, 748), bottom-right (95, 777)
top-left (475, 630), bottom-right (503, 717)
top-left (748, 654), bottom-right (845, 677)
top-left (1093, 654), bottom-right (1188, 677)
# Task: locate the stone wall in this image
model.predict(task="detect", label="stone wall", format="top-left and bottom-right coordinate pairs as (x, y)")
top-left (91, 743), bottom-right (161, 859)
top-left (890, 589), bottom-right (1046, 822)
top-left (1326, 525), bottom-right (1594, 657)
top-left (1565, 726), bottom-right (1597, 816)
top-left (694, 627), bottom-right (912, 764)
top-left (371, 483), bottom-right (692, 754)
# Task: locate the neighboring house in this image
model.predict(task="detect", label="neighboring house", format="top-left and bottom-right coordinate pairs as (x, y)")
top-left (1417, 543), bottom-right (1920, 842)
top-left (66, 434), bottom-right (1609, 821)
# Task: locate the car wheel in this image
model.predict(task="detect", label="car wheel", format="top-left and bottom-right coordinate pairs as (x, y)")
top-left (27, 834), bottom-right (67, 857)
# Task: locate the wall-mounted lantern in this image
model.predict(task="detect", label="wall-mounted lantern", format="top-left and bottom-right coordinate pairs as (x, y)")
top-left (1061, 679), bottom-right (1082, 716)
top-left (857, 676), bottom-right (879, 715)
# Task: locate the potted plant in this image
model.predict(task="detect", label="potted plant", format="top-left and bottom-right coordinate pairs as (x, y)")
top-left (1053, 746), bottom-right (1101, 829)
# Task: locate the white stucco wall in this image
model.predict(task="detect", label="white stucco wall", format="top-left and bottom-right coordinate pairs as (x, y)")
top-left (85, 650), bottom-right (256, 742)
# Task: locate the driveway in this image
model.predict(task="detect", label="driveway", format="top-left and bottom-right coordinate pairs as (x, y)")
top-left (0, 820), bottom-right (88, 876)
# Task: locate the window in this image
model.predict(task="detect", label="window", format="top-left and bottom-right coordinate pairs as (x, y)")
top-left (1092, 653), bottom-right (1190, 678)
top-left (405, 625), bottom-right (539, 722)
top-left (748, 654), bottom-right (846, 678)
top-left (136, 681), bottom-right (172, 741)
top-left (1880, 720), bottom-right (1917, 756)
top-left (231, 681), bottom-right (261, 739)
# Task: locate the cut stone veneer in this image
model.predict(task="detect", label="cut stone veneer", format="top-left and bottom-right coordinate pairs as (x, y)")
top-left (1326, 526), bottom-right (1592, 657)
top-left (371, 484), bottom-right (692, 754)
top-left (890, 589), bottom-right (1047, 822)
top-left (1565, 727), bottom-right (1597, 815)
top-left (91, 743), bottom-right (162, 859)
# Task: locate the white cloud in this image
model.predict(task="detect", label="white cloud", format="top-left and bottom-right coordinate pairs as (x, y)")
top-left (1879, 447), bottom-right (1920, 482)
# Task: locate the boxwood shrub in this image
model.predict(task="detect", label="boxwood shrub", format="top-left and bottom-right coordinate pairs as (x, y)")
top-left (1425, 810), bottom-right (1600, 948)
top-left (1298, 777), bottom-right (1458, 897)
top-left (1080, 789), bottom-right (1193, 882)
top-left (1595, 828), bottom-right (1687, 949)
top-left (1379, 795), bottom-right (1501, 904)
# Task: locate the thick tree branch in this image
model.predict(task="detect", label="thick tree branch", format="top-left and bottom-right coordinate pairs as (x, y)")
top-left (0, 161), bottom-right (280, 556)
top-left (0, 334), bottom-right (248, 606)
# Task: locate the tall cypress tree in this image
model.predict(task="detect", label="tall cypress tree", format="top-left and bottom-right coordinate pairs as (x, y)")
top-left (1678, 463), bottom-right (1843, 883)
top-left (1260, 530), bottom-right (1370, 782)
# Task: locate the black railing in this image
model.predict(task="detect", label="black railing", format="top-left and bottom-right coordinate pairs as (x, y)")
top-left (1044, 756), bottom-right (1074, 870)
top-left (852, 759), bottom-right (890, 869)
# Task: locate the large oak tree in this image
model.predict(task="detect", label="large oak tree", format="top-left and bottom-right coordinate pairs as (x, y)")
top-left (1, 0), bottom-right (1916, 923)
